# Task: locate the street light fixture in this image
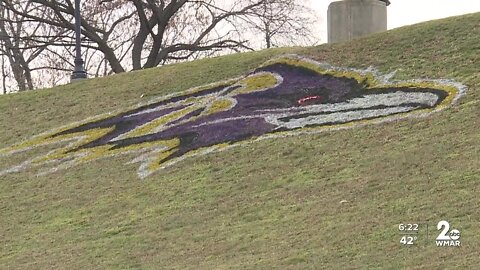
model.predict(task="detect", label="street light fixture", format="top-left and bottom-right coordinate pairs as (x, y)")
top-left (71, 0), bottom-right (87, 81)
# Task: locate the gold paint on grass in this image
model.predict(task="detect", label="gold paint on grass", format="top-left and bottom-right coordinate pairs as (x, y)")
top-left (33, 127), bottom-right (116, 164)
top-left (231, 73), bottom-right (280, 95)
top-left (77, 138), bottom-right (180, 163)
top-left (147, 149), bottom-right (178, 172)
top-left (0, 114), bottom-right (114, 155)
top-left (203, 98), bottom-right (236, 115)
top-left (122, 106), bottom-right (199, 139)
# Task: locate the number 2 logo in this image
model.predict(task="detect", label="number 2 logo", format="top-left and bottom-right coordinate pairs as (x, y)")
top-left (436, 220), bottom-right (461, 241)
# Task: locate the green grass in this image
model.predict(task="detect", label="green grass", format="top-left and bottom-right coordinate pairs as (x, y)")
top-left (1, 13), bottom-right (479, 269)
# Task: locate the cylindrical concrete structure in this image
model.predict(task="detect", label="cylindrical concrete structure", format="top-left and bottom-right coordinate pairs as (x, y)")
top-left (328, 0), bottom-right (387, 43)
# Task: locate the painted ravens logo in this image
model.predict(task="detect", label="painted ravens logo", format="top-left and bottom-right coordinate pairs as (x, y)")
top-left (0, 55), bottom-right (465, 178)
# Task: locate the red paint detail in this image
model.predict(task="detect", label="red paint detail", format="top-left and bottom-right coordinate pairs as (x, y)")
top-left (297, 95), bottom-right (323, 105)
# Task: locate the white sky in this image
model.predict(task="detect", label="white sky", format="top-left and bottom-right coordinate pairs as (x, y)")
top-left (311, 0), bottom-right (480, 43)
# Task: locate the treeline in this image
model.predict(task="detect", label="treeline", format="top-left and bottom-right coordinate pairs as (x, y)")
top-left (0, 0), bottom-right (318, 93)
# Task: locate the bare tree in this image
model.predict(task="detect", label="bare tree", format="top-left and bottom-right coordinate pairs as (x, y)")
top-left (0, 2), bottom-right (34, 91)
top-left (243, 0), bottom-right (318, 49)
top-left (0, 1), bottom-right (75, 91)
top-left (2, 0), bottom-right (283, 73)
top-left (0, 0), bottom-right (320, 92)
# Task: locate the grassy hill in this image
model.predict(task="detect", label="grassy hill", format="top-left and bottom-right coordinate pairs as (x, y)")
top-left (0, 12), bottom-right (479, 269)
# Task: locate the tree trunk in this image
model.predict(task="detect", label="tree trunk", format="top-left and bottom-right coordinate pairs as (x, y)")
top-left (1, 53), bottom-right (6, 94)
top-left (265, 21), bottom-right (271, 48)
top-left (266, 32), bottom-right (271, 49)
top-left (132, 29), bottom-right (149, 70)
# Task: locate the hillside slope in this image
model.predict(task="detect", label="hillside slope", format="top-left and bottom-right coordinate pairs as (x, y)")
top-left (0, 13), bottom-right (479, 269)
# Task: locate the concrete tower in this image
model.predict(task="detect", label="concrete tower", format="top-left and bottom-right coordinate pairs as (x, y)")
top-left (328, 0), bottom-right (388, 43)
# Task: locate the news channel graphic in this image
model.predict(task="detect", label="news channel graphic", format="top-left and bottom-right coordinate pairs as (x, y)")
top-left (397, 220), bottom-right (461, 247)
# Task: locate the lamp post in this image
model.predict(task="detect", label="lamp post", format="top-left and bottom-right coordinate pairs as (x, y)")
top-left (71, 0), bottom-right (87, 81)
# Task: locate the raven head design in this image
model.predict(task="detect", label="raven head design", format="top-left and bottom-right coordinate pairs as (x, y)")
top-left (0, 55), bottom-right (464, 178)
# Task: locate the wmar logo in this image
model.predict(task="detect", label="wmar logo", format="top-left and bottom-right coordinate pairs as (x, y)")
top-left (436, 220), bottom-right (461, 247)
top-left (0, 55), bottom-right (466, 178)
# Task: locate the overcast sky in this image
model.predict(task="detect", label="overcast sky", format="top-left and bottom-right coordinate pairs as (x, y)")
top-left (312, 0), bottom-right (480, 43)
